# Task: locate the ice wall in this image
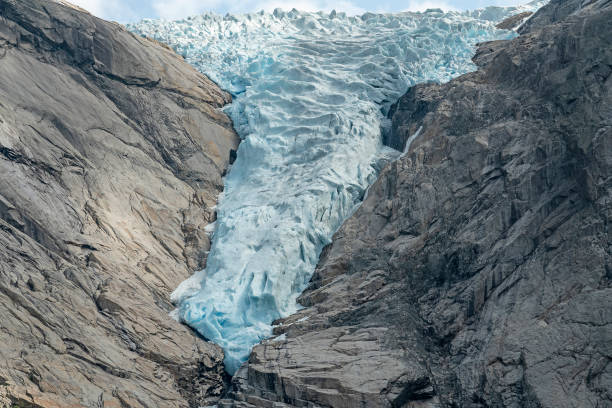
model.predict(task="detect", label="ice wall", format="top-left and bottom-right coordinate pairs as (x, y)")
top-left (129, 4), bottom-right (537, 374)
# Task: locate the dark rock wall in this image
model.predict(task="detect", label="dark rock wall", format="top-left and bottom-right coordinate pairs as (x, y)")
top-left (224, 0), bottom-right (612, 406)
top-left (0, 0), bottom-right (239, 407)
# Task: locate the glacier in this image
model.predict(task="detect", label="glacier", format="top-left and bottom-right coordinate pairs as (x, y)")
top-left (129, 3), bottom-right (542, 374)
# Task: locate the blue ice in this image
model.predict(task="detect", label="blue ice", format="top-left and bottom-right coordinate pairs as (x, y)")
top-left (129, 2), bottom-right (544, 374)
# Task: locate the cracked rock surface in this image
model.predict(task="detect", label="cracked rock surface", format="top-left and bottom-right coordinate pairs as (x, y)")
top-left (0, 0), bottom-right (239, 407)
top-left (222, 0), bottom-right (612, 406)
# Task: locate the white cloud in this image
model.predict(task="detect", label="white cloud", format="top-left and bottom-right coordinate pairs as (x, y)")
top-left (152, 0), bottom-right (366, 19)
top-left (403, 0), bottom-right (458, 11)
top-left (153, 0), bottom-right (223, 20)
top-left (65, 0), bottom-right (137, 21)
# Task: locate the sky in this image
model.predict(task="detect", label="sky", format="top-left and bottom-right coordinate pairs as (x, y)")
top-left (67, 0), bottom-right (531, 22)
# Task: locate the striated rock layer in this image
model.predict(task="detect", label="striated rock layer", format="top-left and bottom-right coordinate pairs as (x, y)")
top-left (0, 0), bottom-right (239, 407)
top-left (223, 0), bottom-right (612, 406)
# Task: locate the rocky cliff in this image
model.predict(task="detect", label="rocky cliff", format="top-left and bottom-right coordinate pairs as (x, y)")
top-left (0, 0), bottom-right (239, 407)
top-left (223, 0), bottom-right (612, 406)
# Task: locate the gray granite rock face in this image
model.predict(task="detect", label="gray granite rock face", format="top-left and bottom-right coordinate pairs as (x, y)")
top-left (0, 0), bottom-right (239, 407)
top-left (494, 11), bottom-right (532, 30)
top-left (222, 0), bottom-right (612, 406)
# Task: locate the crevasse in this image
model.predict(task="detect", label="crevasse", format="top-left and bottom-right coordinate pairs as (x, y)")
top-left (129, 3), bottom-right (541, 374)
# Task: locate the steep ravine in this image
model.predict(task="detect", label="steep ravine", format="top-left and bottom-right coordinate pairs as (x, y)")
top-left (128, 3), bottom-right (539, 376)
top-left (222, 0), bottom-right (612, 406)
top-left (0, 0), bottom-right (238, 406)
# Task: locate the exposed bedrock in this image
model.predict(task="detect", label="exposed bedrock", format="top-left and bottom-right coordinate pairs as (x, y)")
top-left (0, 0), bottom-right (239, 407)
top-left (222, 0), bottom-right (612, 406)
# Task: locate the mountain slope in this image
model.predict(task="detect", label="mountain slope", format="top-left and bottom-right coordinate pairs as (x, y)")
top-left (0, 0), bottom-right (238, 407)
top-left (223, 0), bottom-right (612, 406)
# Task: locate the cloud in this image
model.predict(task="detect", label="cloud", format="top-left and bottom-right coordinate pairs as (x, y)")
top-left (152, 0), bottom-right (366, 19)
top-left (403, 0), bottom-right (458, 11)
top-left (66, 0), bottom-right (137, 21)
top-left (153, 0), bottom-right (223, 20)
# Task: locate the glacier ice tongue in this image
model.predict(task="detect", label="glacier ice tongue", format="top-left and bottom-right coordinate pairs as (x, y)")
top-left (129, 5), bottom-right (532, 374)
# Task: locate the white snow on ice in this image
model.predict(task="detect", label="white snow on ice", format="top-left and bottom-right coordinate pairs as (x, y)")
top-left (129, 1), bottom-right (544, 374)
